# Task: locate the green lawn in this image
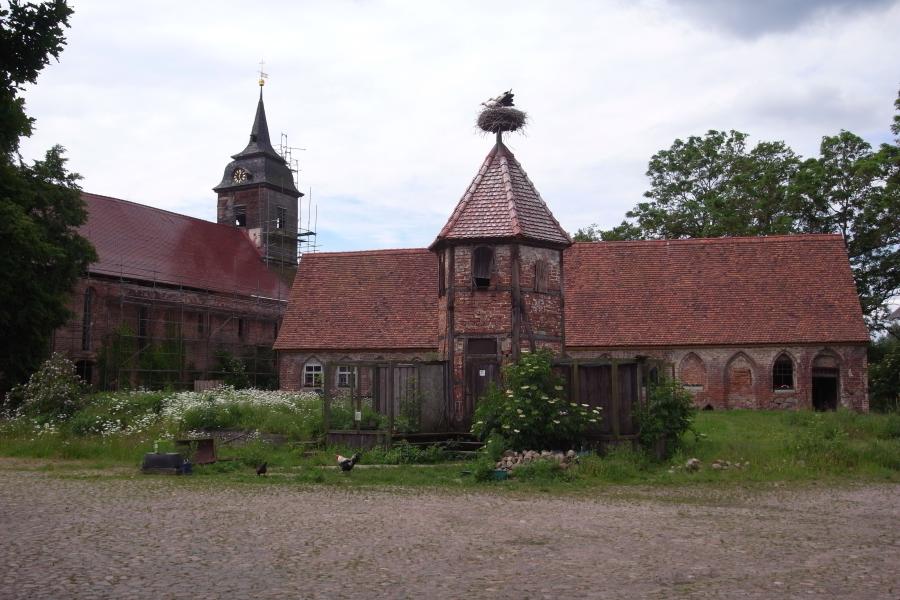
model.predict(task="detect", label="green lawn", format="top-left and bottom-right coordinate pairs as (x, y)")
top-left (2, 408), bottom-right (898, 491)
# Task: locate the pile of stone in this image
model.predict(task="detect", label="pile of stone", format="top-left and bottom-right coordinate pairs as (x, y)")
top-left (710, 459), bottom-right (749, 470)
top-left (495, 449), bottom-right (578, 472)
top-left (673, 458), bottom-right (751, 474)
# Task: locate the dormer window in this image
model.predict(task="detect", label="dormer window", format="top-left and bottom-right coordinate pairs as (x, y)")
top-left (472, 246), bottom-right (493, 290)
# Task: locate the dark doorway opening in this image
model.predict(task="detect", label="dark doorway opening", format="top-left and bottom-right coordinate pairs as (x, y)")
top-left (812, 368), bottom-right (839, 411)
top-left (76, 360), bottom-right (93, 386)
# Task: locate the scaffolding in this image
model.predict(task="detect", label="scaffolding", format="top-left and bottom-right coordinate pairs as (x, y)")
top-left (278, 132), bottom-right (318, 257)
top-left (53, 263), bottom-right (287, 391)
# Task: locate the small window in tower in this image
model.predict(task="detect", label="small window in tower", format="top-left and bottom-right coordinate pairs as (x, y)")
top-left (472, 247), bottom-right (493, 290)
top-left (438, 253), bottom-right (446, 297)
top-left (534, 259), bottom-right (549, 293)
top-left (276, 206), bottom-right (287, 230)
top-left (234, 205), bottom-right (247, 227)
top-left (237, 318), bottom-right (245, 340)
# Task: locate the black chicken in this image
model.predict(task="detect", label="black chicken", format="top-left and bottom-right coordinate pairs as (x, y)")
top-left (256, 462), bottom-right (268, 476)
top-left (336, 453), bottom-right (360, 472)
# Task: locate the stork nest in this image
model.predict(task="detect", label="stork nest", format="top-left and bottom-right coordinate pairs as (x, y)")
top-left (477, 106), bottom-right (528, 134)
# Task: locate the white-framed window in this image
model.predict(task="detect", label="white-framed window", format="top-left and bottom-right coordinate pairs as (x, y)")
top-left (303, 360), bottom-right (323, 388)
top-left (337, 366), bottom-right (356, 388)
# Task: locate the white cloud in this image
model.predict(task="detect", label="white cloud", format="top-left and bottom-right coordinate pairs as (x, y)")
top-left (18, 0), bottom-right (900, 250)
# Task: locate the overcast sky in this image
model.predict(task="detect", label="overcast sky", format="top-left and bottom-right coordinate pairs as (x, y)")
top-left (19, 0), bottom-right (900, 253)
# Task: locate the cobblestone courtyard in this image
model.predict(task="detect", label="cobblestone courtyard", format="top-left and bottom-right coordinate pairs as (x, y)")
top-left (1, 462), bottom-right (898, 599)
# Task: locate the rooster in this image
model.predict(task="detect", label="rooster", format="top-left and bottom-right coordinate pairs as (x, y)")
top-left (336, 453), bottom-right (360, 472)
top-left (256, 462), bottom-right (267, 476)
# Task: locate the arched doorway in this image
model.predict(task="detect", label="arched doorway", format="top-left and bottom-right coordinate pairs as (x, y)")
top-left (811, 354), bottom-right (840, 411)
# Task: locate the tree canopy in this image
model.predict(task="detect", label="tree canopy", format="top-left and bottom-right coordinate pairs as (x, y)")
top-left (0, 0), bottom-right (95, 394)
top-left (577, 90), bottom-right (900, 331)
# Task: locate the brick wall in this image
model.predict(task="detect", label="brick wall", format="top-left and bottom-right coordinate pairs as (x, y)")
top-left (568, 344), bottom-right (868, 411)
top-left (53, 275), bottom-right (285, 388)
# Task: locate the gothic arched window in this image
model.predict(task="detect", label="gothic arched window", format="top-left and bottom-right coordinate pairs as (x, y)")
top-left (772, 354), bottom-right (794, 390)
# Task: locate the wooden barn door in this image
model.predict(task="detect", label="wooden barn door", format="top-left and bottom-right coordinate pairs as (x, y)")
top-left (578, 365), bottom-right (613, 436)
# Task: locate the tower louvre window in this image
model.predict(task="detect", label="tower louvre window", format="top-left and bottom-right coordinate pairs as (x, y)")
top-left (534, 259), bottom-right (549, 293)
top-left (472, 247), bottom-right (493, 290)
top-left (234, 205), bottom-right (247, 227)
top-left (276, 206), bottom-right (287, 230)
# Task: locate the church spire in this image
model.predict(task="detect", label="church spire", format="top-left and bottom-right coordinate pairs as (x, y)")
top-left (239, 88), bottom-right (279, 158)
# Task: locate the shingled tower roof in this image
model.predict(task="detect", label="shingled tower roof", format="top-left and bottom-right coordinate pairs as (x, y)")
top-left (213, 89), bottom-right (302, 198)
top-left (430, 141), bottom-right (571, 249)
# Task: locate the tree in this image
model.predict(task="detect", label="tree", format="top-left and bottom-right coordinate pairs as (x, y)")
top-left (584, 91), bottom-right (900, 331)
top-left (0, 1), bottom-right (95, 395)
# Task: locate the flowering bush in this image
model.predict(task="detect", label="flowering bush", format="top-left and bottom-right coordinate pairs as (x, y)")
top-left (4, 353), bottom-right (87, 420)
top-left (471, 350), bottom-right (598, 450)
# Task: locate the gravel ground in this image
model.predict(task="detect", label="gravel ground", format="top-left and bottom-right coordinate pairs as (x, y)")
top-left (0, 461), bottom-right (898, 599)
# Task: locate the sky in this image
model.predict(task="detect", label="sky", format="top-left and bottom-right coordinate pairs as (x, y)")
top-left (18, 0), bottom-right (900, 253)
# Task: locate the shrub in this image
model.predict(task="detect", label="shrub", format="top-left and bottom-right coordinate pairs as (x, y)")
top-left (4, 353), bottom-right (87, 420)
top-left (636, 378), bottom-right (697, 459)
top-left (365, 440), bottom-right (446, 465)
top-left (471, 350), bottom-right (597, 450)
top-left (215, 351), bottom-right (250, 390)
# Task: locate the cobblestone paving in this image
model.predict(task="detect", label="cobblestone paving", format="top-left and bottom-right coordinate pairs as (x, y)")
top-left (0, 463), bottom-right (898, 599)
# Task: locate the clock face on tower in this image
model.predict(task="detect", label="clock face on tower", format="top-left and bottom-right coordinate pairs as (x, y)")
top-left (232, 168), bottom-right (250, 183)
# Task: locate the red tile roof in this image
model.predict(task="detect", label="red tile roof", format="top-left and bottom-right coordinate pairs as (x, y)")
top-left (564, 235), bottom-right (869, 347)
top-left (275, 235), bottom-right (868, 352)
top-left (79, 192), bottom-right (289, 299)
top-left (274, 249), bottom-right (438, 351)
top-left (431, 142), bottom-right (571, 248)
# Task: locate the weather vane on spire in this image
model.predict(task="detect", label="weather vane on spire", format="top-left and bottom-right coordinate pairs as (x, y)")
top-left (258, 59), bottom-right (268, 87)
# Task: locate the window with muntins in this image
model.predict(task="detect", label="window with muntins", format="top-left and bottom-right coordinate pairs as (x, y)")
top-left (304, 362), bottom-right (323, 388)
top-left (276, 206), bottom-right (287, 230)
top-left (773, 354), bottom-right (794, 390)
top-left (337, 366), bottom-right (356, 388)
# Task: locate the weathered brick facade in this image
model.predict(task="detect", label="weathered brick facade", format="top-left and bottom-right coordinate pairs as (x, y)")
top-left (275, 138), bottom-right (871, 428)
top-left (567, 345), bottom-right (868, 412)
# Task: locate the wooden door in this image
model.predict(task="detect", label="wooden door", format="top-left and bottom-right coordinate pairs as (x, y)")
top-left (466, 359), bottom-right (499, 426)
top-left (578, 365), bottom-right (613, 435)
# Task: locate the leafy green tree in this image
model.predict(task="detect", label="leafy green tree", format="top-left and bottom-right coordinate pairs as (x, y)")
top-left (791, 130), bottom-right (900, 328)
top-left (0, 1), bottom-right (95, 395)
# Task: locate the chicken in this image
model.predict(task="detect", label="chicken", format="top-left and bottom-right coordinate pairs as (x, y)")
top-left (256, 461), bottom-right (267, 476)
top-left (336, 453), bottom-right (360, 472)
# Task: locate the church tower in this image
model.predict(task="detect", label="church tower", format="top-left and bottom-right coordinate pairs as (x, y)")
top-left (430, 93), bottom-right (572, 427)
top-left (214, 83), bottom-right (302, 268)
